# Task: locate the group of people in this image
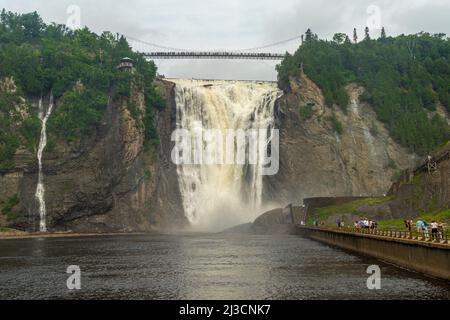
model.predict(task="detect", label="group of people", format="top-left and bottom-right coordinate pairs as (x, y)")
top-left (410, 219), bottom-right (446, 240)
top-left (353, 218), bottom-right (378, 229)
top-left (311, 217), bottom-right (446, 241)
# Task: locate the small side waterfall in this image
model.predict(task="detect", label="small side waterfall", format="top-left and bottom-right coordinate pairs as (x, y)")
top-left (35, 93), bottom-right (54, 232)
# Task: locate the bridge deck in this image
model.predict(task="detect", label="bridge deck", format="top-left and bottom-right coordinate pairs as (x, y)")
top-left (143, 52), bottom-right (285, 60)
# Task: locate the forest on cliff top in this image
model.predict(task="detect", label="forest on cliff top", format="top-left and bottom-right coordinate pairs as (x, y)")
top-left (277, 28), bottom-right (450, 155)
top-left (0, 10), bottom-right (164, 173)
top-left (1, 11), bottom-right (449, 174)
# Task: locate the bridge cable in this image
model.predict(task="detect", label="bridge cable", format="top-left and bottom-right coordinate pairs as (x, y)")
top-left (124, 35), bottom-right (187, 52)
top-left (123, 33), bottom-right (302, 53)
top-left (231, 34), bottom-right (303, 52)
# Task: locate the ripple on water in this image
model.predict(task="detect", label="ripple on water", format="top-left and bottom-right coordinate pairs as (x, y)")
top-left (0, 234), bottom-right (449, 300)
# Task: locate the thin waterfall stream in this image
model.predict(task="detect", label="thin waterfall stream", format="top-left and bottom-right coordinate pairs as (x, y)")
top-left (35, 93), bottom-right (54, 232)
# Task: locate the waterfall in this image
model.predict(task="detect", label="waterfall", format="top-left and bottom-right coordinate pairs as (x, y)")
top-left (172, 79), bottom-right (281, 231)
top-left (35, 93), bottom-right (54, 232)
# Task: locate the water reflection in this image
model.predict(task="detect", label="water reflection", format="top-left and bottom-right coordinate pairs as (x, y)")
top-left (0, 234), bottom-right (448, 299)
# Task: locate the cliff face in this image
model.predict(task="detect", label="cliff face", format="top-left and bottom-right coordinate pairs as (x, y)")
top-left (2, 73), bottom-right (443, 232)
top-left (264, 74), bottom-right (419, 205)
top-left (0, 80), bottom-right (187, 232)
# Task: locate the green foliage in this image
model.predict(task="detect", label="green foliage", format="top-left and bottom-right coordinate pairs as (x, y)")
top-left (48, 88), bottom-right (108, 140)
top-left (0, 90), bottom-right (40, 173)
top-left (391, 170), bottom-right (403, 182)
top-left (144, 169), bottom-right (151, 181)
top-left (299, 103), bottom-right (315, 120)
top-left (307, 196), bottom-right (393, 224)
top-left (377, 209), bottom-right (450, 235)
top-left (329, 113), bottom-right (343, 135)
top-left (0, 227), bottom-right (18, 233)
top-left (143, 106), bottom-right (160, 151)
top-left (0, 10), bottom-right (163, 157)
top-left (277, 30), bottom-right (450, 154)
top-left (142, 86), bottom-right (165, 150)
top-left (127, 101), bottom-right (141, 121)
top-left (0, 194), bottom-right (19, 221)
top-left (20, 115), bottom-right (41, 151)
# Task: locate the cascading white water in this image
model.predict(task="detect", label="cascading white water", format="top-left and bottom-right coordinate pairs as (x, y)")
top-left (172, 79), bottom-right (282, 231)
top-left (35, 94), bottom-right (54, 232)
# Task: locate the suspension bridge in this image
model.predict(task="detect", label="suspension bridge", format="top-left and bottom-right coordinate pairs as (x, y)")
top-left (124, 34), bottom-right (302, 60)
top-left (142, 51), bottom-right (284, 60)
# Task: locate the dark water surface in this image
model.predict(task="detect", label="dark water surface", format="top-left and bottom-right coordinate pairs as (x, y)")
top-left (0, 233), bottom-right (448, 299)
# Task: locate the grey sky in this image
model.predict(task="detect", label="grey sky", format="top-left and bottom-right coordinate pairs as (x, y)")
top-left (1, 0), bottom-right (449, 80)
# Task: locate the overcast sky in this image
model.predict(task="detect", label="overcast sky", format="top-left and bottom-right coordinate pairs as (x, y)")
top-left (1, 0), bottom-right (449, 80)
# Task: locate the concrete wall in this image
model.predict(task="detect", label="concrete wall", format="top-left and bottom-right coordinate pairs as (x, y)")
top-left (296, 227), bottom-right (450, 281)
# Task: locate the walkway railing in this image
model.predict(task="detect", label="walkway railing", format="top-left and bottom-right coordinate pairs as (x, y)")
top-left (299, 225), bottom-right (449, 245)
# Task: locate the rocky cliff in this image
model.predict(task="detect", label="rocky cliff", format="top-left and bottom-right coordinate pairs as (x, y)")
top-left (264, 73), bottom-right (419, 205)
top-left (2, 73), bottom-right (443, 233)
top-left (0, 80), bottom-right (187, 232)
top-left (300, 143), bottom-right (449, 225)
top-left (368, 142), bottom-right (450, 220)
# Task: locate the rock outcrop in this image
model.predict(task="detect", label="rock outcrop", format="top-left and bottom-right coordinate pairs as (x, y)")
top-left (264, 73), bottom-right (419, 205)
top-left (2, 73), bottom-right (443, 233)
top-left (367, 142), bottom-right (450, 219)
top-left (0, 80), bottom-right (187, 232)
top-left (302, 143), bottom-right (449, 225)
top-left (251, 207), bottom-right (296, 234)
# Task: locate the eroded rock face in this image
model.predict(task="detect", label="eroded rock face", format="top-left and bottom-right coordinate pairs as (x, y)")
top-left (251, 207), bottom-right (296, 234)
top-left (1, 81), bottom-right (187, 232)
top-left (1, 74), bottom-right (440, 232)
top-left (264, 74), bottom-right (419, 206)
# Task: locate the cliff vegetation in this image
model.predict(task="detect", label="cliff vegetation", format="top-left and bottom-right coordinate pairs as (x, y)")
top-left (0, 10), bottom-right (164, 172)
top-left (277, 28), bottom-right (450, 155)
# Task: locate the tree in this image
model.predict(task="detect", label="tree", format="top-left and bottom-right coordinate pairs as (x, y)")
top-left (332, 33), bottom-right (346, 45)
top-left (380, 27), bottom-right (386, 39)
top-left (0, 10), bottom-right (163, 172)
top-left (353, 28), bottom-right (358, 43)
top-left (344, 35), bottom-right (351, 44)
top-left (305, 28), bottom-right (313, 42)
top-left (276, 30), bottom-right (450, 155)
top-left (364, 26), bottom-right (370, 40)
top-left (20, 11), bottom-right (44, 41)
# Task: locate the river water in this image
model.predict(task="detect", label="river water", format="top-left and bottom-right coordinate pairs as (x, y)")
top-left (0, 234), bottom-right (448, 299)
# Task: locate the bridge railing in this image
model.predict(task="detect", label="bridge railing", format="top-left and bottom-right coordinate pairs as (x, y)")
top-left (143, 51), bottom-right (285, 60)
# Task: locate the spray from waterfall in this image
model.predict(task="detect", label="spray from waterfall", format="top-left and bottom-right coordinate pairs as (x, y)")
top-left (172, 79), bottom-right (281, 231)
top-left (35, 93), bottom-right (54, 232)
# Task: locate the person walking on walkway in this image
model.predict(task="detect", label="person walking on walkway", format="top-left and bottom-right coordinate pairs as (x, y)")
top-left (431, 221), bottom-right (439, 240)
top-left (416, 219), bottom-right (424, 235)
top-left (423, 221), bottom-right (429, 239)
top-left (404, 220), bottom-right (412, 233)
